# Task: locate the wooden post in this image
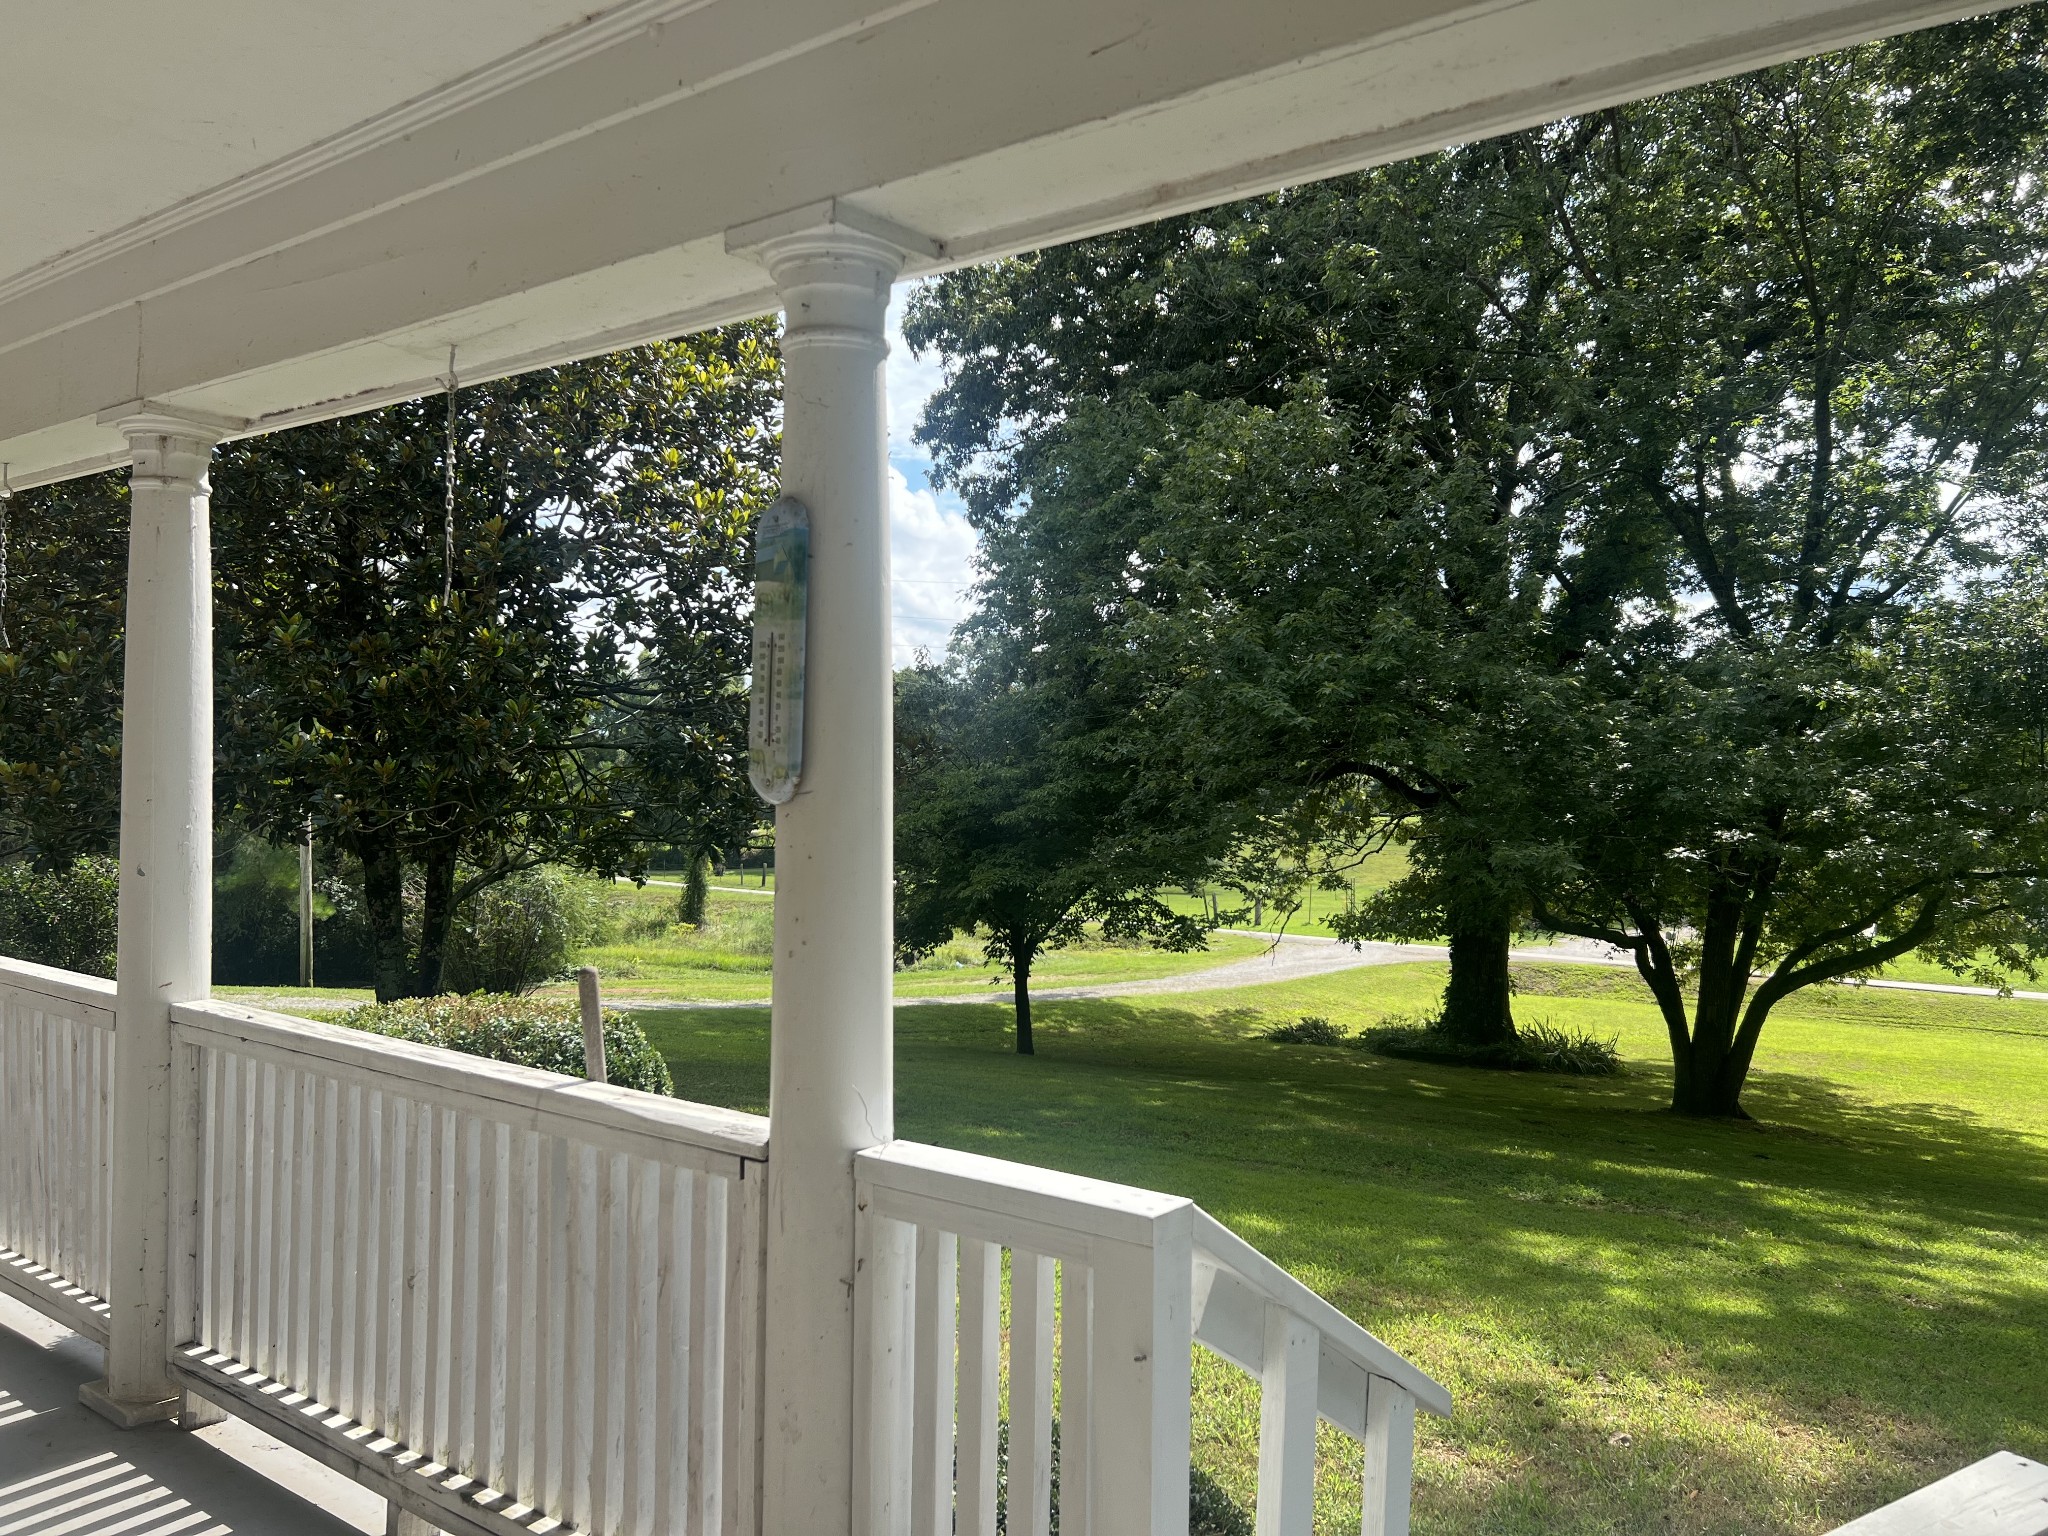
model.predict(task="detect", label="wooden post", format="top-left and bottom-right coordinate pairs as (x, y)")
top-left (1254, 1305), bottom-right (1319, 1536)
top-left (299, 820), bottom-right (315, 988)
top-left (577, 966), bottom-right (606, 1084)
top-left (82, 408), bottom-right (226, 1428)
top-left (1361, 1379), bottom-right (1416, 1536)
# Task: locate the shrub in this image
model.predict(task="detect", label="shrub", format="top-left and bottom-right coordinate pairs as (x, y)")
top-left (1262, 1014), bottom-right (1349, 1046)
top-left (443, 868), bottom-right (610, 994)
top-left (340, 992), bottom-right (674, 1096)
top-left (1358, 1015), bottom-right (1621, 1075)
top-left (0, 856), bottom-right (118, 977)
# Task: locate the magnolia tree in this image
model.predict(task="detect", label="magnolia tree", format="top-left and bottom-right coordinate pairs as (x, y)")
top-left (0, 328), bottom-right (779, 1002)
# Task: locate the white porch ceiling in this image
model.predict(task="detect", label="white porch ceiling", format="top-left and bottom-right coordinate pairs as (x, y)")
top-left (0, 0), bottom-right (2025, 488)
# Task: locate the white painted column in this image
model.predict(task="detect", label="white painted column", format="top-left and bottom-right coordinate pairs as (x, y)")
top-left (80, 410), bottom-right (221, 1427)
top-left (730, 207), bottom-right (912, 1534)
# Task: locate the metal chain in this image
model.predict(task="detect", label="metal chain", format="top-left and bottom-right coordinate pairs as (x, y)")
top-left (0, 463), bottom-right (12, 653)
top-left (443, 346), bottom-right (458, 609)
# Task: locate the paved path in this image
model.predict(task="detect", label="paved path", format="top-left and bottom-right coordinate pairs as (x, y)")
top-left (234, 927), bottom-right (2048, 1015)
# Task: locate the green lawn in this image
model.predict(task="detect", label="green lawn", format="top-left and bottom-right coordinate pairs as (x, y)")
top-left (629, 960), bottom-right (2048, 1536)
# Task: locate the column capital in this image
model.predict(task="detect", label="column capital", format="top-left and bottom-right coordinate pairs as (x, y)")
top-left (96, 401), bottom-right (242, 492)
top-left (728, 200), bottom-right (940, 353)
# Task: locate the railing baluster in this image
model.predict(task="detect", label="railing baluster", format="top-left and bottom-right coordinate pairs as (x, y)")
top-left (1011, 1249), bottom-right (1057, 1536)
top-left (434, 1097), bottom-right (462, 1474)
top-left (654, 1162), bottom-right (689, 1534)
top-left (340, 1081), bottom-right (368, 1417)
top-left (197, 1048), bottom-right (221, 1348)
top-left (234, 1050), bottom-right (259, 1365)
top-left (956, 1238), bottom-right (1001, 1536)
top-left (722, 1165), bottom-right (765, 1536)
top-left (383, 1093), bottom-right (411, 1449)
top-left (449, 1110), bottom-right (477, 1472)
top-left (356, 1088), bottom-right (384, 1429)
top-left (52, 1017), bottom-right (71, 1286)
top-left (596, 1151), bottom-right (627, 1532)
top-left (279, 1062), bottom-right (303, 1378)
top-left (622, 1163), bottom-right (655, 1531)
top-left (476, 1118), bottom-right (506, 1495)
top-left (688, 1170), bottom-right (725, 1536)
top-left (400, 1094), bottom-right (429, 1452)
top-left (910, 1226), bottom-right (958, 1536)
top-left (312, 1073), bottom-right (338, 1401)
top-left (1058, 1260), bottom-right (1093, 1536)
top-left (567, 1140), bottom-right (599, 1529)
top-left (540, 1130), bottom-right (571, 1518)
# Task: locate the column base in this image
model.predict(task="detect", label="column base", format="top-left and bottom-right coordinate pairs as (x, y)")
top-left (78, 1378), bottom-right (182, 1428)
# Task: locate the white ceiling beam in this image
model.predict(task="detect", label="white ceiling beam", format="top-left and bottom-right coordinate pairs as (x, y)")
top-left (0, 0), bottom-right (2023, 485)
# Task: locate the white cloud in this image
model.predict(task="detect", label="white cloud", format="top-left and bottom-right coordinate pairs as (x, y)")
top-left (886, 281), bottom-right (949, 474)
top-left (890, 464), bottom-right (978, 661)
top-left (885, 280), bottom-right (979, 658)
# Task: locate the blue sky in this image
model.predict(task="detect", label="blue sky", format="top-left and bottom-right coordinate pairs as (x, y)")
top-left (884, 281), bottom-right (980, 661)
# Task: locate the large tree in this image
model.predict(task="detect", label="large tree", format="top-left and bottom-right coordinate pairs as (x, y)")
top-left (906, 129), bottom-right (1633, 1048)
top-left (216, 329), bottom-right (779, 998)
top-left (1519, 20), bottom-right (2048, 1113)
top-left (0, 474), bottom-right (129, 866)
top-left (908, 11), bottom-right (2048, 1112)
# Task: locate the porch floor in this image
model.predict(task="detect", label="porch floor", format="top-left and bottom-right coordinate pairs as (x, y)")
top-left (0, 1295), bottom-right (382, 1536)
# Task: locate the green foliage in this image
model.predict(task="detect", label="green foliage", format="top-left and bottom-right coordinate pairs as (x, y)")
top-left (0, 856), bottom-right (118, 977)
top-left (906, 12), bottom-right (2048, 1114)
top-left (1357, 1016), bottom-right (1621, 1076)
top-left (895, 661), bottom-right (1211, 1053)
top-left (208, 327), bottom-right (779, 1001)
top-left (342, 992), bottom-right (673, 1096)
top-left (443, 867), bottom-right (611, 994)
top-left (0, 476), bottom-right (128, 865)
top-left (1261, 1015), bottom-right (1348, 1046)
top-left (990, 1417), bottom-right (1249, 1536)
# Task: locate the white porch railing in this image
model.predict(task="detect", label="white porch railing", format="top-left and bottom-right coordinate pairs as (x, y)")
top-left (854, 1140), bottom-right (1451, 1536)
top-left (0, 956), bottom-right (1446, 1536)
top-left (165, 1000), bottom-right (769, 1536)
top-left (0, 957), bottom-right (116, 1343)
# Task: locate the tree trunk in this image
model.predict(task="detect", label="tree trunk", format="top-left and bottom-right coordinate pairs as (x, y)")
top-left (1667, 1028), bottom-right (1753, 1117)
top-left (1439, 899), bottom-right (1516, 1047)
top-left (413, 843), bottom-right (460, 997)
top-left (679, 853), bottom-right (710, 926)
top-left (361, 836), bottom-right (409, 1004)
top-left (1013, 945), bottom-right (1035, 1056)
top-left (1666, 896), bottom-right (1755, 1117)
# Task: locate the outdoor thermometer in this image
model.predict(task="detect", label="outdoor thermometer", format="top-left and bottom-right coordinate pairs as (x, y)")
top-left (749, 495), bottom-right (809, 804)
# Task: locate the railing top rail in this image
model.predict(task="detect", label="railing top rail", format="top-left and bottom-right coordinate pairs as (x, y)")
top-left (858, 1139), bottom-right (1190, 1248)
top-left (173, 998), bottom-right (769, 1170)
top-left (0, 954), bottom-right (116, 1022)
top-left (1192, 1207), bottom-right (1451, 1417)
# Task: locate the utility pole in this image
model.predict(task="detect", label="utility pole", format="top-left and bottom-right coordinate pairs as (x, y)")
top-left (298, 818), bottom-right (314, 988)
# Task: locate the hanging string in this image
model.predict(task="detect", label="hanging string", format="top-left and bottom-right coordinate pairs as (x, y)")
top-left (0, 463), bottom-right (12, 653)
top-left (442, 346), bottom-right (459, 609)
